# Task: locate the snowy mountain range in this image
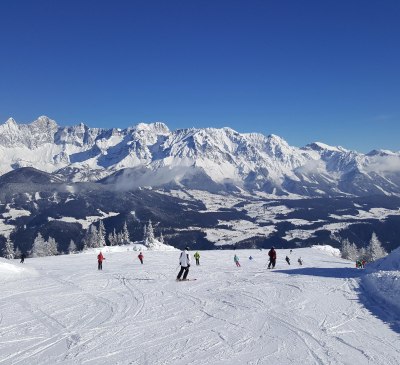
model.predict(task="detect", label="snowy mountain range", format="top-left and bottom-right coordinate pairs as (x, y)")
top-left (1, 116), bottom-right (400, 197)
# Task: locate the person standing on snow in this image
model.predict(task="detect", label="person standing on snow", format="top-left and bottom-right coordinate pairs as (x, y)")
top-left (234, 254), bottom-right (241, 267)
top-left (177, 247), bottom-right (191, 281)
top-left (298, 257), bottom-right (303, 265)
top-left (285, 255), bottom-right (291, 265)
top-left (267, 247), bottom-right (276, 269)
top-left (138, 252), bottom-right (144, 264)
top-left (97, 251), bottom-right (105, 270)
top-left (361, 259), bottom-right (366, 268)
top-left (194, 251), bottom-right (200, 265)
top-left (20, 253), bottom-right (26, 263)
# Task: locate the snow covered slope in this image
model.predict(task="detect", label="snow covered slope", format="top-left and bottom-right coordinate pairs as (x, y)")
top-left (362, 247), bottom-right (400, 315)
top-left (1, 116), bottom-right (400, 196)
top-left (0, 247), bottom-right (399, 364)
top-left (0, 257), bottom-right (37, 281)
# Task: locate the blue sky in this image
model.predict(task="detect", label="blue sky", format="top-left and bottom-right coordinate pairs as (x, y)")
top-left (0, 0), bottom-right (399, 152)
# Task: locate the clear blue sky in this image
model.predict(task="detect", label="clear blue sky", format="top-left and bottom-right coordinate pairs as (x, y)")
top-left (1, 0), bottom-right (399, 152)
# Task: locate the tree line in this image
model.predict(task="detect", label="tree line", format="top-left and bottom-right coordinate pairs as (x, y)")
top-left (339, 232), bottom-right (387, 262)
top-left (1, 219), bottom-right (163, 258)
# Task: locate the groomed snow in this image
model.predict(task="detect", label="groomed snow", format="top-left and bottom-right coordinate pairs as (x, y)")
top-left (0, 247), bottom-right (399, 364)
top-left (0, 258), bottom-right (38, 282)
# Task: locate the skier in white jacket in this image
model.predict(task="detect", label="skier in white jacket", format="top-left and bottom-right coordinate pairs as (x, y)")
top-left (177, 247), bottom-right (191, 281)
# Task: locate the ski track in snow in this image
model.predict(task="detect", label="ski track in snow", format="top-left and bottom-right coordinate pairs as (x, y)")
top-left (0, 249), bottom-right (399, 365)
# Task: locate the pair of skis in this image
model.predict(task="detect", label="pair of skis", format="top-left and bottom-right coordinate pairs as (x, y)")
top-left (176, 278), bottom-right (197, 281)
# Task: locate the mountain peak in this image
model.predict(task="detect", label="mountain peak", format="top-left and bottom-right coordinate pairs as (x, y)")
top-left (0, 118), bottom-right (19, 133)
top-left (30, 116), bottom-right (58, 129)
top-left (267, 134), bottom-right (288, 144)
top-left (306, 142), bottom-right (344, 152)
top-left (135, 122), bottom-right (170, 134)
top-left (366, 149), bottom-right (397, 157)
top-left (5, 117), bottom-right (17, 126)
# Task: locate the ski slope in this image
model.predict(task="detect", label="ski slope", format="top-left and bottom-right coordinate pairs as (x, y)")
top-left (1, 247), bottom-right (399, 365)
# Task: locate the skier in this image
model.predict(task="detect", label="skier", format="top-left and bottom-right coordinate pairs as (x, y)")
top-left (234, 254), bottom-right (241, 267)
top-left (249, 255), bottom-right (253, 260)
top-left (20, 253), bottom-right (26, 264)
top-left (138, 252), bottom-right (144, 264)
top-left (267, 247), bottom-right (276, 269)
top-left (285, 255), bottom-right (291, 265)
top-left (361, 259), bottom-right (366, 268)
top-left (290, 249), bottom-right (293, 254)
top-left (176, 247), bottom-right (191, 281)
top-left (97, 251), bottom-right (105, 270)
top-left (298, 257), bottom-right (303, 265)
top-left (194, 251), bottom-right (200, 266)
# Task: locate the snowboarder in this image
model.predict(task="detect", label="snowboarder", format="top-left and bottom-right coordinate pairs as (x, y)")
top-left (234, 254), bottom-right (241, 267)
top-left (194, 251), bottom-right (200, 265)
top-left (267, 247), bottom-right (276, 269)
top-left (138, 252), bottom-right (144, 264)
top-left (20, 253), bottom-right (26, 264)
top-left (177, 247), bottom-right (191, 281)
top-left (97, 251), bottom-right (105, 270)
top-left (285, 255), bottom-right (291, 265)
top-left (298, 257), bottom-right (303, 265)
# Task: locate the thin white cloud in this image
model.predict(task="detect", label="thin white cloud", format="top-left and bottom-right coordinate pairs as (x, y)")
top-left (365, 155), bottom-right (400, 173)
top-left (296, 159), bottom-right (326, 174)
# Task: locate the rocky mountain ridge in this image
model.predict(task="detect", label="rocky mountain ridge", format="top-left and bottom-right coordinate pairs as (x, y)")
top-left (1, 116), bottom-right (399, 197)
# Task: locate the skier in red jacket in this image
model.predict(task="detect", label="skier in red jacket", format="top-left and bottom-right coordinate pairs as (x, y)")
top-left (267, 247), bottom-right (276, 269)
top-left (97, 252), bottom-right (105, 270)
top-left (138, 252), bottom-right (144, 264)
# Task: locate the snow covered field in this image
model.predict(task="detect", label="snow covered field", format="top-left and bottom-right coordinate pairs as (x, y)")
top-left (1, 247), bottom-right (399, 365)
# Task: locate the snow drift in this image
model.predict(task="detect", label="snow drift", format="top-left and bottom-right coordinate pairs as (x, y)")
top-left (362, 247), bottom-right (400, 314)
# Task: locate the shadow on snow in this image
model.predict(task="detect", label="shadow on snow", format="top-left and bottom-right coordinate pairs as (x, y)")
top-left (357, 281), bottom-right (400, 334)
top-left (273, 267), bottom-right (363, 279)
